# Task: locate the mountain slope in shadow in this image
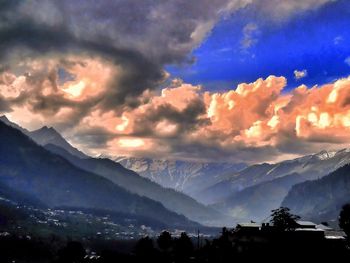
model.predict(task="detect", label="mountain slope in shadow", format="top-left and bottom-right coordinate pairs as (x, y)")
top-left (199, 149), bottom-right (350, 205)
top-left (282, 163), bottom-right (350, 223)
top-left (0, 121), bottom-right (198, 228)
top-left (45, 143), bottom-right (231, 226)
top-left (213, 172), bottom-right (313, 222)
top-left (0, 116), bottom-right (230, 226)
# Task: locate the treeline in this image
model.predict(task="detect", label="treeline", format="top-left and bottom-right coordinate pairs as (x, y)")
top-left (0, 228), bottom-right (349, 263)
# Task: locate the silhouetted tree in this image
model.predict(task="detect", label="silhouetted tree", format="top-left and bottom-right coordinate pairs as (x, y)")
top-left (217, 227), bottom-right (231, 250)
top-left (134, 236), bottom-right (155, 258)
top-left (157, 231), bottom-right (173, 251)
top-left (221, 227), bottom-right (228, 236)
top-left (270, 207), bottom-right (300, 231)
top-left (339, 203), bottom-right (350, 240)
top-left (174, 232), bottom-right (193, 262)
top-left (214, 227), bottom-right (234, 262)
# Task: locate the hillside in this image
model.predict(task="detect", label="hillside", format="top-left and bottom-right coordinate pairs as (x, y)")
top-left (29, 126), bottom-right (88, 159)
top-left (282, 163), bottom-right (350, 223)
top-left (199, 149), bottom-right (350, 205)
top-left (0, 115), bottom-right (87, 159)
top-left (0, 116), bottom-right (229, 226)
top-left (46, 144), bottom-right (231, 226)
top-left (0, 121), bottom-right (197, 228)
top-left (214, 173), bottom-right (306, 222)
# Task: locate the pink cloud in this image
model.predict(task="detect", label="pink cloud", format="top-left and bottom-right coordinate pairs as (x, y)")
top-left (76, 75), bottom-right (350, 162)
top-left (3, 60), bottom-right (350, 163)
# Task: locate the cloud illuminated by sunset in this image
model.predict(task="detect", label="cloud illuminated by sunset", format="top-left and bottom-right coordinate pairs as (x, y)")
top-left (3, 57), bottom-right (350, 163)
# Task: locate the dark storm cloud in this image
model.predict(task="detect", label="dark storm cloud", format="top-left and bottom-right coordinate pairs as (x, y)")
top-left (72, 126), bottom-right (117, 149)
top-left (0, 17), bottom-right (164, 109)
top-left (0, 0), bottom-right (248, 119)
top-left (130, 98), bottom-right (210, 137)
top-left (0, 96), bottom-right (11, 112)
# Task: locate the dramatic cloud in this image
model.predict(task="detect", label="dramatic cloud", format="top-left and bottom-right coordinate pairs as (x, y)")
top-left (4, 63), bottom-right (350, 163)
top-left (0, 0), bottom-right (254, 124)
top-left (294, 69), bottom-right (308, 80)
top-left (0, 0), bottom-right (254, 63)
top-left (0, 0), bottom-right (342, 163)
top-left (66, 74), bottom-right (350, 163)
top-left (254, 0), bottom-right (337, 21)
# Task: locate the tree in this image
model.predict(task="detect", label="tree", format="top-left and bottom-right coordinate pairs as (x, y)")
top-left (157, 231), bottom-right (173, 251)
top-left (270, 207), bottom-right (300, 231)
top-left (339, 203), bottom-right (350, 240)
top-left (174, 232), bottom-right (194, 260)
top-left (134, 236), bottom-right (155, 258)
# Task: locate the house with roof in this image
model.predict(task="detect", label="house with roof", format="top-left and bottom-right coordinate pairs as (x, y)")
top-left (234, 220), bottom-right (346, 243)
top-left (295, 221), bottom-right (317, 229)
top-left (236, 223), bottom-right (261, 233)
top-left (316, 224), bottom-right (346, 242)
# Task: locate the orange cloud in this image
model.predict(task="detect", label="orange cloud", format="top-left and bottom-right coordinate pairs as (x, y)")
top-left (200, 76), bottom-right (350, 151)
top-left (3, 61), bottom-right (350, 162)
top-left (204, 76), bottom-right (286, 138)
top-left (60, 56), bottom-right (115, 101)
top-left (73, 75), bottom-right (350, 162)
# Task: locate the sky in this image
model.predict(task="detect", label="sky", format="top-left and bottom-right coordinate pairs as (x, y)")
top-left (168, 0), bottom-right (350, 91)
top-left (1, 0), bottom-right (350, 163)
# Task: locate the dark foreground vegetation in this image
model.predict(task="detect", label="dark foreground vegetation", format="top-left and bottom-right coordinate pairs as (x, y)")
top-left (0, 227), bottom-right (349, 263)
top-left (1, 205), bottom-right (350, 262)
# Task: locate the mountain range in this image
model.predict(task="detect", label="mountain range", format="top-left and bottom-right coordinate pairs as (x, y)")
top-left (115, 146), bottom-right (350, 225)
top-left (282, 163), bottom-right (350, 224)
top-left (115, 156), bottom-right (246, 201)
top-left (0, 120), bottom-right (196, 228)
top-left (211, 149), bottom-right (350, 222)
top-left (45, 144), bottom-right (229, 226)
top-left (1, 115), bottom-right (350, 229)
top-left (0, 116), bottom-right (230, 227)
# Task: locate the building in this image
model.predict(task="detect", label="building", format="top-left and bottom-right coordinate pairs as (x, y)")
top-left (295, 221), bottom-right (317, 229)
top-left (236, 223), bottom-right (261, 233)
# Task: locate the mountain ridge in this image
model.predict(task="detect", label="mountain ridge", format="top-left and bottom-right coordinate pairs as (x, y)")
top-left (46, 144), bottom-right (231, 226)
top-left (282, 163), bottom-right (350, 223)
top-left (115, 156), bottom-right (247, 202)
top-left (29, 125), bottom-right (88, 159)
top-left (0, 115), bottom-right (88, 159)
top-left (0, 116), bottom-right (230, 226)
top-left (0, 120), bottom-right (198, 228)
top-left (199, 148), bottom-right (350, 205)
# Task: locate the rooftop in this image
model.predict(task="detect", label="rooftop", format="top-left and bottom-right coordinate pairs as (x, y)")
top-left (295, 228), bottom-right (324, 232)
top-left (316, 224), bottom-right (333, 231)
top-left (237, 223), bottom-right (261, 228)
top-left (296, 221), bottom-right (317, 227)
